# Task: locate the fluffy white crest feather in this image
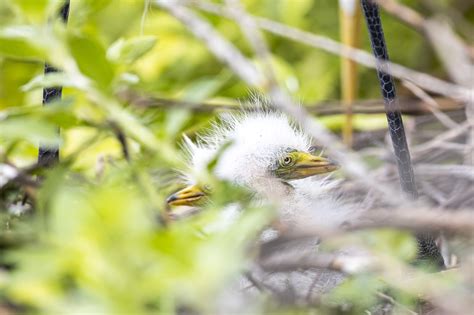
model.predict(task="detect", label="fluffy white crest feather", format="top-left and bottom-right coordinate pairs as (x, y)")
top-left (183, 111), bottom-right (311, 187)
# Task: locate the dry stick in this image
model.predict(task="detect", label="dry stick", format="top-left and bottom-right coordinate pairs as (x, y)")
top-left (110, 123), bottom-right (131, 162)
top-left (376, 292), bottom-right (418, 315)
top-left (402, 81), bottom-right (459, 129)
top-left (415, 164), bottom-right (474, 181)
top-left (265, 208), bottom-right (474, 245)
top-left (376, 0), bottom-right (474, 79)
top-left (260, 252), bottom-right (374, 274)
top-left (374, 0), bottom-right (423, 30)
top-left (411, 121), bottom-right (471, 160)
top-left (38, 0), bottom-right (70, 167)
top-left (187, 0), bottom-right (472, 102)
top-left (155, 0), bottom-right (402, 206)
top-left (123, 92), bottom-right (465, 116)
top-left (420, 0), bottom-right (474, 43)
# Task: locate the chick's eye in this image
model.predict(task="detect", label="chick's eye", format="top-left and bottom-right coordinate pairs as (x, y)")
top-left (282, 156), bottom-right (293, 166)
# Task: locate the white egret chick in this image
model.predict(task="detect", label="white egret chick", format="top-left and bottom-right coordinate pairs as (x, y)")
top-left (166, 110), bottom-right (367, 304)
top-left (167, 110), bottom-right (359, 231)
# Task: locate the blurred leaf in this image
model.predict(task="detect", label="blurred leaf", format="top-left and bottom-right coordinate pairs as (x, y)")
top-left (21, 72), bottom-right (74, 91)
top-left (0, 116), bottom-right (59, 145)
top-left (367, 229), bottom-right (418, 261)
top-left (69, 0), bottom-right (113, 26)
top-left (180, 73), bottom-right (230, 102)
top-left (328, 274), bottom-right (384, 311)
top-left (164, 109), bottom-right (191, 138)
top-left (0, 26), bottom-right (47, 60)
top-left (1, 101), bottom-right (78, 128)
top-left (107, 36), bottom-right (157, 64)
top-left (255, 55), bottom-right (300, 93)
top-left (67, 34), bottom-right (115, 89)
top-left (12, 0), bottom-right (63, 24)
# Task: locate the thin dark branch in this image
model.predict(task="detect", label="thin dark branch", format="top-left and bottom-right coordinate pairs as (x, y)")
top-left (110, 123), bottom-right (130, 162)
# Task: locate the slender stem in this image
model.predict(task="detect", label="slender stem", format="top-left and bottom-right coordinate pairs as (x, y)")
top-left (38, 0), bottom-right (70, 167)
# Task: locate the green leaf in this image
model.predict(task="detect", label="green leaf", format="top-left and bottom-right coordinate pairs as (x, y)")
top-left (12, 0), bottom-right (63, 23)
top-left (164, 109), bottom-right (191, 137)
top-left (21, 72), bottom-right (74, 91)
top-left (367, 229), bottom-right (418, 261)
top-left (0, 26), bottom-right (47, 60)
top-left (107, 36), bottom-right (157, 64)
top-left (67, 35), bottom-right (115, 89)
top-left (180, 74), bottom-right (230, 102)
top-left (328, 274), bottom-right (384, 311)
top-left (0, 117), bottom-right (59, 146)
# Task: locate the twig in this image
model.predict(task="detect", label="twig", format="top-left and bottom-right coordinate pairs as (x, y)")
top-left (110, 122), bottom-right (130, 162)
top-left (243, 271), bottom-right (266, 292)
top-left (259, 252), bottom-right (375, 274)
top-left (265, 208), bottom-right (474, 243)
top-left (376, 0), bottom-right (474, 70)
top-left (376, 292), bottom-right (418, 315)
top-left (402, 81), bottom-right (459, 129)
top-left (415, 164), bottom-right (474, 181)
top-left (121, 90), bottom-right (465, 116)
top-left (411, 121), bottom-right (471, 160)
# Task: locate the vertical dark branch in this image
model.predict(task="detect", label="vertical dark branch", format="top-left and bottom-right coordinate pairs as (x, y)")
top-left (360, 0), bottom-right (443, 267)
top-left (38, 0), bottom-right (70, 167)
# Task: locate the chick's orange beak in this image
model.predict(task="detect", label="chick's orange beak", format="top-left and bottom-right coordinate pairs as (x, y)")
top-left (166, 185), bottom-right (206, 207)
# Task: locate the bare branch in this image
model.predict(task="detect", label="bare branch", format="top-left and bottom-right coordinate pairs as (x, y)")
top-left (402, 81), bottom-right (459, 129)
top-left (412, 121), bottom-right (471, 160)
top-left (284, 208), bottom-right (474, 239)
top-left (260, 252), bottom-right (375, 275)
top-left (415, 164), bottom-right (474, 181)
top-left (376, 0), bottom-right (474, 74)
top-left (121, 90), bottom-right (465, 116)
